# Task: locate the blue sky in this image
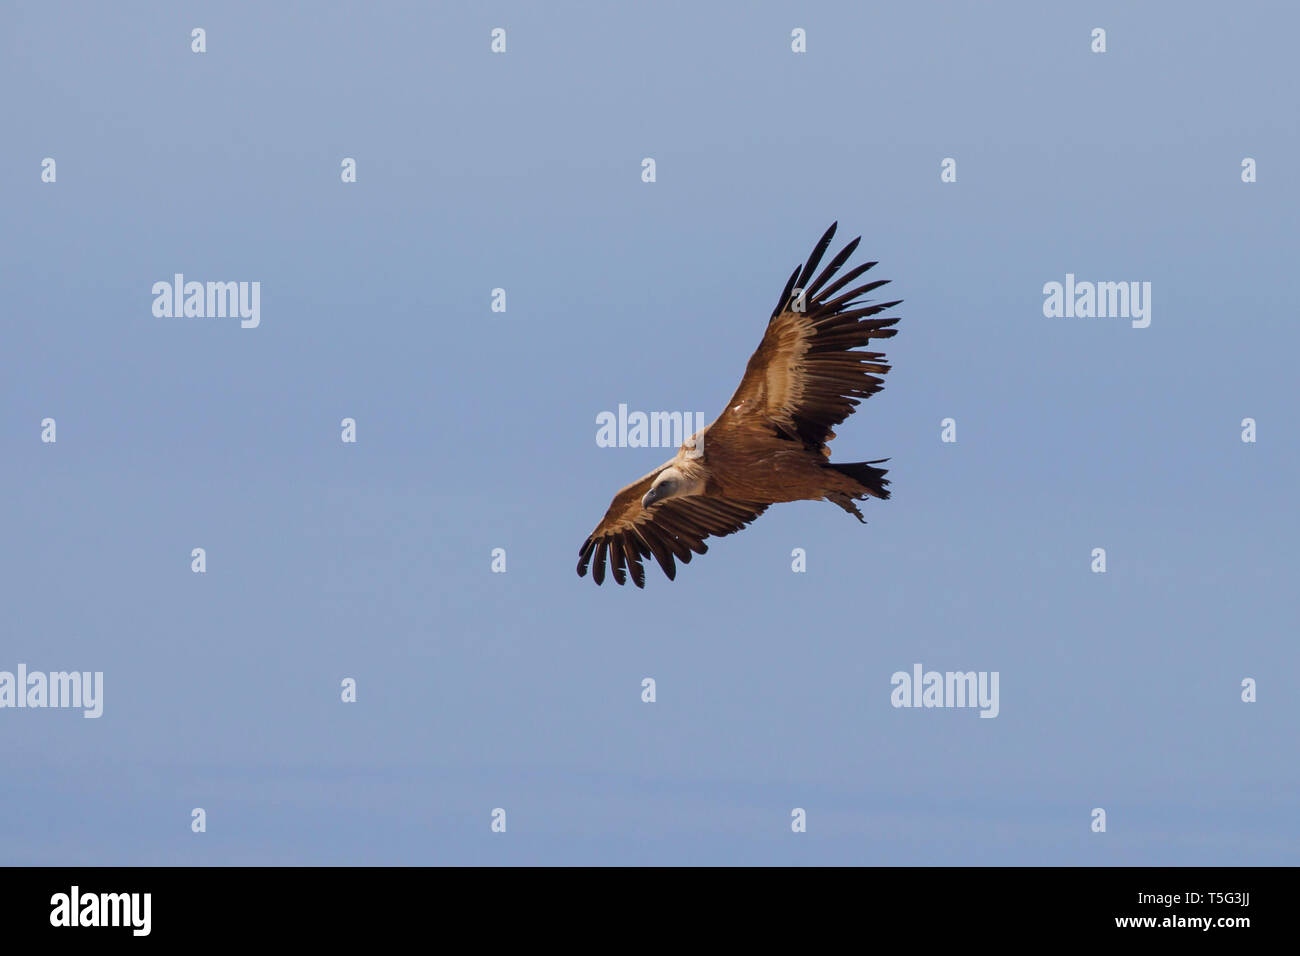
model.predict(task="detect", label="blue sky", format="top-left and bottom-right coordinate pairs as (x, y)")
top-left (2, 1), bottom-right (1296, 864)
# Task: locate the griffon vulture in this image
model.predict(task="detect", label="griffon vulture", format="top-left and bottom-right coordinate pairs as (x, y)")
top-left (577, 222), bottom-right (901, 587)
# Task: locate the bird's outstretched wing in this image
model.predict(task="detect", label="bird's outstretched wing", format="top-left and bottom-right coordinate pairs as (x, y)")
top-left (576, 466), bottom-right (767, 588)
top-left (719, 222), bottom-right (901, 455)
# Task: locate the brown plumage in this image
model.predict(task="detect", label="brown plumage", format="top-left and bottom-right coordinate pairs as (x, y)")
top-left (577, 222), bottom-right (901, 587)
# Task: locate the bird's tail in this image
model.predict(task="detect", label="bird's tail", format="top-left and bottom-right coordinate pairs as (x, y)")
top-left (827, 459), bottom-right (890, 500)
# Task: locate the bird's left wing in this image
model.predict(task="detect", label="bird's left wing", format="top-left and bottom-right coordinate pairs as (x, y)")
top-left (577, 467), bottom-right (767, 587)
top-left (719, 222), bottom-right (901, 455)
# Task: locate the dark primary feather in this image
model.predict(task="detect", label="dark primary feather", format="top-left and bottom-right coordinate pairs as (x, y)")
top-left (771, 265), bottom-right (801, 320)
top-left (794, 221), bottom-right (838, 292)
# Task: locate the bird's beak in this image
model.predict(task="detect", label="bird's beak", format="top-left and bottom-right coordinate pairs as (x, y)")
top-left (641, 488), bottom-right (659, 509)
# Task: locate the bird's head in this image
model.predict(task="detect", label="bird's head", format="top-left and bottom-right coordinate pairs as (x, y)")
top-left (642, 467), bottom-right (704, 510)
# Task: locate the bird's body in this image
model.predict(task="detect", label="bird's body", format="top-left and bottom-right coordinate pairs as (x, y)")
top-left (652, 421), bottom-right (879, 506)
top-left (578, 223), bottom-right (901, 587)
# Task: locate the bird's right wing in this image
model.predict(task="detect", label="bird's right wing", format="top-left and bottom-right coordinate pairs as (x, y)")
top-left (577, 467), bottom-right (767, 588)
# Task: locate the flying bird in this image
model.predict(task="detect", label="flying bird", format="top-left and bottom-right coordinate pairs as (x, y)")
top-left (577, 222), bottom-right (901, 587)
